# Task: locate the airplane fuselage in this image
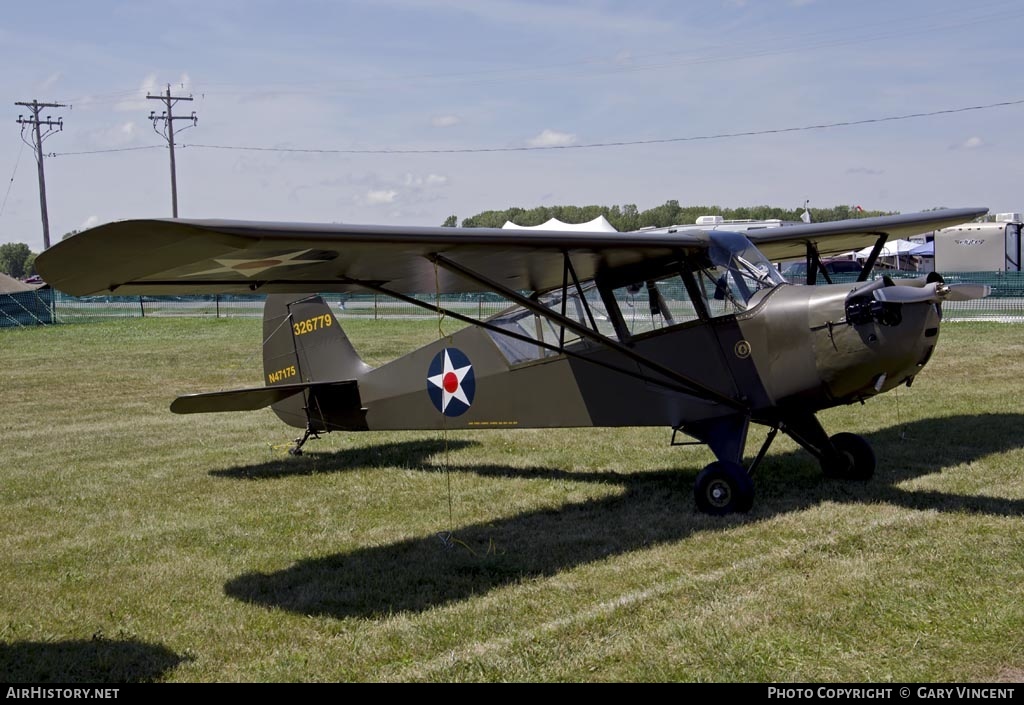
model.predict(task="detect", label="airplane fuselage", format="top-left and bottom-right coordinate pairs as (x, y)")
top-left (340, 282), bottom-right (941, 433)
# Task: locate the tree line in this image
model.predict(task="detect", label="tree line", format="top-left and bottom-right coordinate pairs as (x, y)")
top-left (0, 243), bottom-right (36, 279)
top-left (446, 201), bottom-right (894, 230)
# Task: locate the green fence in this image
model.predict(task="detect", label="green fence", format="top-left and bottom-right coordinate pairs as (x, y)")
top-left (0, 289), bottom-right (55, 327)
top-left (3, 272), bottom-right (1024, 329)
top-left (4, 291), bottom-right (513, 328)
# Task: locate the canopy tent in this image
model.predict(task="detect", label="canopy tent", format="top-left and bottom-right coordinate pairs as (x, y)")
top-left (854, 238), bottom-right (924, 271)
top-left (501, 215), bottom-right (618, 232)
top-left (854, 239), bottom-right (921, 258)
top-left (909, 241), bottom-right (934, 257)
top-left (0, 272), bottom-right (44, 294)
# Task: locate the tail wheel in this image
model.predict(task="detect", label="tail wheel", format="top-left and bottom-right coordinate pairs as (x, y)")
top-left (822, 432), bottom-right (875, 481)
top-left (694, 461), bottom-right (755, 516)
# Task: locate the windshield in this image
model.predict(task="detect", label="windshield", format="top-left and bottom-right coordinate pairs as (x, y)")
top-left (698, 231), bottom-right (786, 315)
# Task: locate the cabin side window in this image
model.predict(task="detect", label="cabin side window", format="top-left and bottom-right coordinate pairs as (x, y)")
top-left (485, 282), bottom-right (616, 364)
top-left (610, 274), bottom-right (701, 336)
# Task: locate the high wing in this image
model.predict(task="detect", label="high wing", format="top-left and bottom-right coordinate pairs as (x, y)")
top-left (745, 207), bottom-right (988, 261)
top-left (35, 219), bottom-right (707, 297)
top-left (35, 207), bottom-right (986, 297)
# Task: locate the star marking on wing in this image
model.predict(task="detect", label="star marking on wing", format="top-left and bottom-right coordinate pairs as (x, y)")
top-left (182, 249), bottom-right (325, 278)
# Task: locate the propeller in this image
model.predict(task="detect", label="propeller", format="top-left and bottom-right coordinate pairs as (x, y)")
top-left (873, 281), bottom-right (991, 304)
top-left (943, 283), bottom-right (992, 301)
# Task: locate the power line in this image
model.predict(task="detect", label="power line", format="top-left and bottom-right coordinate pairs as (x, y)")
top-left (45, 98), bottom-right (1024, 161)
top-left (48, 145), bottom-right (164, 157)
top-left (0, 142), bottom-right (25, 219)
top-left (176, 99), bottom-right (1024, 156)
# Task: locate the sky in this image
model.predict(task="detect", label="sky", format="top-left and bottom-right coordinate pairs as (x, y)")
top-left (1, 0), bottom-right (1023, 251)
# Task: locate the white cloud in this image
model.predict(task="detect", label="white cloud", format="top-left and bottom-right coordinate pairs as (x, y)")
top-left (79, 215), bottom-right (100, 231)
top-left (402, 173), bottom-right (448, 187)
top-left (115, 74), bottom-right (159, 111)
top-left (84, 121), bottom-right (142, 149)
top-left (431, 115), bottom-right (460, 128)
top-left (365, 189), bottom-right (398, 205)
top-left (527, 129), bottom-right (577, 148)
top-left (39, 72), bottom-right (61, 91)
top-left (374, 0), bottom-right (670, 36)
top-left (112, 73), bottom-right (192, 112)
top-left (949, 136), bottom-right (984, 150)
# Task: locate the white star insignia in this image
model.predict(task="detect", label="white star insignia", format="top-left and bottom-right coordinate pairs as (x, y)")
top-left (427, 349), bottom-right (473, 412)
top-left (183, 249), bottom-right (325, 278)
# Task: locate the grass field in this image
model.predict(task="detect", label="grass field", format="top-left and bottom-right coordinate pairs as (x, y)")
top-left (1, 318), bottom-right (1023, 683)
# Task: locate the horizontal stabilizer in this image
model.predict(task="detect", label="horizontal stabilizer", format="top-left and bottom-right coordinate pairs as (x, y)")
top-left (171, 380), bottom-right (357, 414)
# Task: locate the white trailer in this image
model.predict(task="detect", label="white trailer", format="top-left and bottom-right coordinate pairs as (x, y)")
top-left (933, 214), bottom-right (1022, 272)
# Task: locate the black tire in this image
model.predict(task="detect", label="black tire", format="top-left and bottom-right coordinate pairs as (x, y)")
top-left (822, 432), bottom-right (875, 480)
top-left (694, 461), bottom-right (755, 516)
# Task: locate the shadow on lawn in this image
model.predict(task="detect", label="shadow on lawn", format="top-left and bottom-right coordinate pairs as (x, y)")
top-left (210, 437), bottom-right (478, 479)
top-left (224, 413), bottom-right (1024, 619)
top-left (0, 638), bottom-right (187, 683)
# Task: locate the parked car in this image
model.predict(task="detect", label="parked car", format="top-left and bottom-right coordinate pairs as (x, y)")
top-left (780, 259), bottom-right (862, 282)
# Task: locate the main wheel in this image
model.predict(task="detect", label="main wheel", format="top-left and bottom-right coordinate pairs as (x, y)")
top-left (821, 432), bottom-right (875, 480)
top-left (694, 461), bottom-right (755, 516)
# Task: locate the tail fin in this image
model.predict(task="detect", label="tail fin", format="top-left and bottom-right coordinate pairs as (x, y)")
top-left (263, 293), bottom-right (372, 430)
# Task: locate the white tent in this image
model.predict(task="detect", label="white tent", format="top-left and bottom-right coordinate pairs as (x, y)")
top-left (501, 215), bottom-right (617, 232)
top-left (854, 239), bottom-right (921, 258)
top-left (0, 272), bottom-right (41, 294)
top-left (854, 239), bottom-right (922, 271)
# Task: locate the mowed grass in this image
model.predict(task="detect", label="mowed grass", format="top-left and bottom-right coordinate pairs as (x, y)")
top-left (1, 317), bottom-right (1023, 683)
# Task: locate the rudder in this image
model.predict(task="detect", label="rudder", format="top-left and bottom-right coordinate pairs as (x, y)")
top-left (263, 293), bottom-right (371, 430)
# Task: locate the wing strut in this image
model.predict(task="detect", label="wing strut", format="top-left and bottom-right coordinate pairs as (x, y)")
top-left (858, 234), bottom-right (889, 282)
top-left (805, 243), bottom-right (833, 286)
top-left (334, 273), bottom-right (714, 399)
top-left (430, 253), bottom-right (746, 411)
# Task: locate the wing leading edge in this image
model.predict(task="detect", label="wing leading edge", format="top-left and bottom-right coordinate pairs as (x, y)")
top-left (746, 207), bottom-right (988, 261)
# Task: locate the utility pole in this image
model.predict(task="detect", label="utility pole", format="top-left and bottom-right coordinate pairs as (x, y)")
top-left (147, 85), bottom-right (197, 218)
top-left (16, 100), bottom-right (66, 250)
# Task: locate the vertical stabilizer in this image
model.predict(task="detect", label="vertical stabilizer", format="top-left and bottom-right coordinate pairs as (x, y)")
top-left (262, 293), bottom-right (371, 430)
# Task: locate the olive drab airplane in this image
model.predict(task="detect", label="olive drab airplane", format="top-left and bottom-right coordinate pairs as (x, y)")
top-left (36, 207), bottom-right (991, 515)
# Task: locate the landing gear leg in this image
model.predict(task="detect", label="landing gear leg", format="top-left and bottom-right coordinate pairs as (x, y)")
top-left (680, 415), bottom-right (756, 516)
top-left (289, 426), bottom-right (320, 456)
top-left (781, 413), bottom-right (876, 481)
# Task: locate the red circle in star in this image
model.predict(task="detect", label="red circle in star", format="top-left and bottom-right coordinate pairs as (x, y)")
top-left (443, 372), bottom-right (459, 393)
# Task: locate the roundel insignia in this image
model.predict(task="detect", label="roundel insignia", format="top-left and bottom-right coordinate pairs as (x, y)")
top-left (427, 348), bottom-right (476, 417)
top-left (734, 340), bottom-right (752, 359)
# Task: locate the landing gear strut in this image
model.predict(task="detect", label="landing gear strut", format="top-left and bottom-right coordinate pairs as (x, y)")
top-left (289, 426), bottom-right (320, 456)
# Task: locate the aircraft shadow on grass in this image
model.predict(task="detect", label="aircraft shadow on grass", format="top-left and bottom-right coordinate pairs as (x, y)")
top-left (0, 638), bottom-right (187, 683)
top-left (209, 437), bottom-right (479, 479)
top-left (222, 413), bottom-right (1024, 620)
